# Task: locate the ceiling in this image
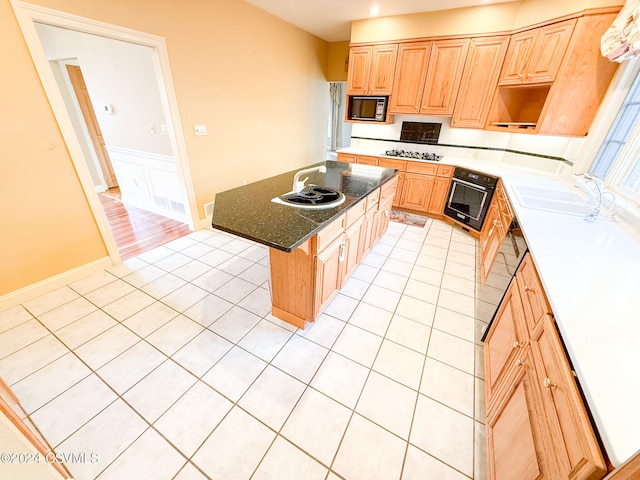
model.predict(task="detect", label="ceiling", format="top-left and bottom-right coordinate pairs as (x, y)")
top-left (243, 0), bottom-right (520, 42)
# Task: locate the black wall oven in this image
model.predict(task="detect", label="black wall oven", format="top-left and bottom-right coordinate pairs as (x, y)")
top-left (443, 167), bottom-right (498, 231)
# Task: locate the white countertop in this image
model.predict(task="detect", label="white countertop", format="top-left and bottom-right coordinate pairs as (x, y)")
top-left (339, 147), bottom-right (640, 466)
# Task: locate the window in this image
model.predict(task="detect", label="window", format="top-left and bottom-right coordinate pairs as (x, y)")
top-left (590, 62), bottom-right (640, 203)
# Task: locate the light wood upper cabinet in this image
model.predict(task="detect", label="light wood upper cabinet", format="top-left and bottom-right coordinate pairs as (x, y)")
top-left (500, 20), bottom-right (576, 86)
top-left (389, 42), bottom-right (431, 114)
top-left (347, 45), bottom-right (398, 96)
top-left (390, 38), bottom-right (469, 115)
top-left (421, 38), bottom-right (470, 115)
top-left (451, 36), bottom-right (510, 129)
top-left (346, 46), bottom-right (372, 95)
top-left (537, 11), bottom-right (620, 136)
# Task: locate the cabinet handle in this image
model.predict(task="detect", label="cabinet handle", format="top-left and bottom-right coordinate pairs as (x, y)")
top-left (338, 241), bottom-right (346, 263)
top-left (384, 209), bottom-right (389, 218)
top-left (524, 285), bottom-right (533, 293)
top-left (518, 73), bottom-right (524, 80)
top-left (513, 341), bottom-right (526, 349)
top-left (526, 73), bottom-right (531, 79)
top-left (515, 358), bottom-right (526, 368)
top-left (488, 219), bottom-right (499, 237)
top-left (543, 378), bottom-right (557, 389)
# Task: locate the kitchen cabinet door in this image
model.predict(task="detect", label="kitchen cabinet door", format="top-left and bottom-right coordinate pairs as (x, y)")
top-left (399, 173), bottom-right (435, 212)
top-left (392, 173), bottom-right (405, 208)
top-left (377, 198), bottom-right (393, 240)
top-left (369, 44), bottom-right (398, 96)
top-left (537, 12), bottom-right (619, 136)
top-left (389, 42), bottom-right (431, 114)
top-left (530, 315), bottom-right (606, 480)
top-left (347, 44), bottom-right (397, 96)
top-left (421, 38), bottom-right (470, 115)
top-left (422, 165), bottom-right (452, 216)
top-left (343, 217), bottom-right (363, 283)
top-left (479, 201), bottom-right (503, 283)
top-left (484, 279), bottom-right (529, 406)
top-left (486, 348), bottom-right (558, 480)
top-left (500, 20), bottom-right (575, 86)
top-left (347, 46), bottom-right (373, 95)
top-left (314, 234), bottom-right (346, 318)
top-left (451, 36), bottom-right (509, 129)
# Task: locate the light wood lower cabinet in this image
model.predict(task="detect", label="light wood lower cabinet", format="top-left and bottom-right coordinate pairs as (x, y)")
top-left (480, 180), bottom-right (513, 283)
top-left (485, 253), bottom-right (606, 480)
top-left (313, 232), bottom-right (346, 319)
top-left (487, 346), bottom-right (556, 479)
top-left (399, 172), bottom-right (435, 212)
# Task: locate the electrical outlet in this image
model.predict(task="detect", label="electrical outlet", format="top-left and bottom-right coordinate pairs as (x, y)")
top-left (161, 124), bottom-right (169, 135)
top-left (194, 125), bottom-right (208, 136)
top-left (149, 123), bottom-right (156, 134)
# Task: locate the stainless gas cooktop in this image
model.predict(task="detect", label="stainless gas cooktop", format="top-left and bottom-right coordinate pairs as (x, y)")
top-left (384, 149), bottom-right (442, 161)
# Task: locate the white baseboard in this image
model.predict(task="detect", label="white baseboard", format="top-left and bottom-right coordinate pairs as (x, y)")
top-left (0, 257), bottom-right (113, 312)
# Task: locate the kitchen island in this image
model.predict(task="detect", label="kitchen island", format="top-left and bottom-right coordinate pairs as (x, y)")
top-left (212, 160), bottom-right (398, 328)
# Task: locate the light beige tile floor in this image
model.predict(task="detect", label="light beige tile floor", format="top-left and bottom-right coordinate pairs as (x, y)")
top-left (0, 218), bottom-right (490, 480)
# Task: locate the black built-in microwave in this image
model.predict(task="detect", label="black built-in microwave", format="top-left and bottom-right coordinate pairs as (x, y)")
top-left (348, 96), bottom-right (388, 122)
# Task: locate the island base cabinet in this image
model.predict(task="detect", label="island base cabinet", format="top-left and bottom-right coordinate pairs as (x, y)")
top-left (269, 182), bottom-right (395, 329)
top-left (270, 241), bottom-right (315, 329)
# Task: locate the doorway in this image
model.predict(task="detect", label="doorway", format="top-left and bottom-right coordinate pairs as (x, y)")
top-left (327, 82), bottom-right (351, 159)
top-left (11, 1), bottom-right (198, 264)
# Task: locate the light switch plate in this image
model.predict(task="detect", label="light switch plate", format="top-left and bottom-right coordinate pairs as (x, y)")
top-left (194, 125), bottom-right (208, 136)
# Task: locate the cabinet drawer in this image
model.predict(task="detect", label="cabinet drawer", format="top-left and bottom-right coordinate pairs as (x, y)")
top-left (356, 156), bottom-right (378, 166)
top-left (337, 153), bottom-right (356, 163)
top-left (406, 161), bottom-right (438, 175)
top-left (436, 165), bottom-right (454, 177)
top-left (366, 188), bottom-right (381, 210)
top-left (345, 199), bottom-right (366, 228)
top-left (378, 158), bottom-right (407, 171)
top-left (315, 215), bottom-right (345, 252)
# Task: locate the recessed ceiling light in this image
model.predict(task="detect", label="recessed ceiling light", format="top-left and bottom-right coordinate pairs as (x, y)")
top-left (369, 5), bottom-right (379, 16)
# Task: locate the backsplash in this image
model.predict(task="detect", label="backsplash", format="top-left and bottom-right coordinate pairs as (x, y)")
top-left (350, 114), bottom-right (586, 174)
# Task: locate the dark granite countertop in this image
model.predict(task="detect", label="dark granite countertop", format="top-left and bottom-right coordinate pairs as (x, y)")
top-left (211, 161), bottom-right (397, 252)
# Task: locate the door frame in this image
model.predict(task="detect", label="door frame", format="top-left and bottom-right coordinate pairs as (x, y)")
top-left (10, 0), bottom-right (199, 264)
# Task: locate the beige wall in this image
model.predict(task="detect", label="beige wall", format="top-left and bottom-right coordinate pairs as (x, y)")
top-left (0, 0), bottom-right (107, 297)
top-left (350, 0), bottom-right (623, 43)
top-left (1, 0), bottom-right (330, 297)
top-left (328, 41), bottom-right (349, 81)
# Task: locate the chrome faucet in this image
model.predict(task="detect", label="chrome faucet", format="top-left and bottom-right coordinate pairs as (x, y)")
top-left (583, 177), bottom-right (601, 222)
top-left (292, 165), bottom-right (327, 192)
top-left (576, 173), bottom-right (616, 222)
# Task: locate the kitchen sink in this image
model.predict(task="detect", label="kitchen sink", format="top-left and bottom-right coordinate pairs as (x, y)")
top-left (272, 185), bottom-right (346, 210)
top-left (512, 185), bottom-right (586, 203)
top-left (512, 184), bottom-right (615, 221)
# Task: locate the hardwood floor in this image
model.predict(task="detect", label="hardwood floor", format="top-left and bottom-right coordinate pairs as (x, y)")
top-left (98, 188), bottom-right (192, 260)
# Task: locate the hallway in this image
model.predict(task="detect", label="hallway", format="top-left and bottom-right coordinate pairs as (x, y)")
top-left (98, 188), bottom-right (191, 260)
